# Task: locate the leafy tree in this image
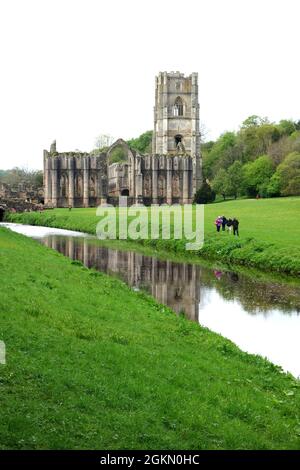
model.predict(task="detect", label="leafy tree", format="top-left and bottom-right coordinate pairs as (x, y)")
top-left (201, 141), bottom-right (215, 179)
top-left (201, 141), bottom-right (215, 153)
top-left (266, 173), bottom-right (281, 197)
top-left (193, 181), bottom-right (216, 204)
top-left (225, 161), bottom-right (244, 199)
top-left (278, 119), bottom-right (296, 137)
top-left (212, 169), bottom-right (229, 200)
top-left (109, 147), bottom-right (127, 164)
top-left (257, 123), bottom-right (281, 148)
top-left (267, 136), bottom-right (293, 166)
top-left (127, 131), bottom-right (152, 154)
top-left (284, 176), bottom-right (300, 195)
top-left (32, 171), bottom-right (43, 187)
top-left (289, 130), bottom-right (300, 152)
top-left (203, 132), bottom-right (239, 179)
top-left (274, 152), bottom-right (300, 196)
top-left (239, 116), bottom-right (281, 159)
top-left (243, 155), bottom-right (274, 197)
top-left (241, 115), bottom-right (269, 128)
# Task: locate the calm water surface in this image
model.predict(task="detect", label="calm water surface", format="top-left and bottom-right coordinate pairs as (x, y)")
top-left (2, 222), bottom-right (300, 377)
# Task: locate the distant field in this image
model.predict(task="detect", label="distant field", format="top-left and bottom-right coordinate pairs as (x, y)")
top-left (6, 197), bottom-right (300, 275)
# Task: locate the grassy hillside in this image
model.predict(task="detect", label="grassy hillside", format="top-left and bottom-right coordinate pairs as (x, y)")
top-left (7, 197), bottom-right (300, 275)
top-left (1, 226), bottom-right (300, 449)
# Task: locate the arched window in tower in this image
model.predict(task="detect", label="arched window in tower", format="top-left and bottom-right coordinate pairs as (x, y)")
top-left (173, 97), bottom-right (184, 117)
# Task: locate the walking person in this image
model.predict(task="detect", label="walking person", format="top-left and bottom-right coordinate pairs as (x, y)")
top-left (227, 218), bottom-right (233, 233)
top-left (215, 216), bottom-right (222, 233)
top-left (232, 218), bottom-right (239, 236)
top-left (221, 215), bottom-right (228, 231)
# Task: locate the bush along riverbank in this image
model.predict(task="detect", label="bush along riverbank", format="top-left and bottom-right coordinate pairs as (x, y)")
top-left (1, 226), bottom-right (300, 449)
top-left (6, 202), bottom-right (300, 277)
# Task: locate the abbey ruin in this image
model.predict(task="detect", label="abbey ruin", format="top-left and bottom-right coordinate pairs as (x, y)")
top-left (43, 71), bottom-right (202, 207)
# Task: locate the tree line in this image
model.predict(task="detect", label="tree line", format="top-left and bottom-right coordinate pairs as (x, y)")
top-left (0, 168), bottom-right (43, 188)
top-left (202, 115), bottom-right (300, 200)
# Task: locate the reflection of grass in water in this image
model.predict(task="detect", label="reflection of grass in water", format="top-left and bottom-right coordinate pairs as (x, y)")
top-left (47, 234), bottom-right (300, 316)
top-left (79, 236), bottom-right (300, 289)
top-left (1, 226), bottom-right (300, 449)
top-left (6, 196), bottom-right (300, 275)
top-left (204, 269), bottom-right (300, 316)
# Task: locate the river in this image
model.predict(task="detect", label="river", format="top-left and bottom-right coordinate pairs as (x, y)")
top-left (2, 222), bottom-right (300, 377)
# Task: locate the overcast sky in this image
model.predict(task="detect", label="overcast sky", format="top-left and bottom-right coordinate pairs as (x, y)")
top-left (0, 0), bottom-right (299, 170)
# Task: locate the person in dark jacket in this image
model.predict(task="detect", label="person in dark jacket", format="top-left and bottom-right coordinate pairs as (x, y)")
top-left (221, 216), bottom-right (227, 231)
top-left (232, 218), bottom-right (239, 236)
top-left (227, 218), bottom-right (233, 233)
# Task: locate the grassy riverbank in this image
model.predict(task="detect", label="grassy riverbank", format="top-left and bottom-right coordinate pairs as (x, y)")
top-left (6, 197), bottom-right (300, 275)
top-left (0, 227), bottom-right (300, 449)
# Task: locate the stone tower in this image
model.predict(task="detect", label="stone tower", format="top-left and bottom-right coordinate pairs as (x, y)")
top-left (152, 71), bottom-right (201, 191)
top-left (43, 71), bottom-right (202, 208)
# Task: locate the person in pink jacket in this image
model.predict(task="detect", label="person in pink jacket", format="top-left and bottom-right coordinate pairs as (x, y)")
top-left (215, 215), bottom-right (223, 233)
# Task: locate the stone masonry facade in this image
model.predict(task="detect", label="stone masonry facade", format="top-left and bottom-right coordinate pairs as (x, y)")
top-left (43, 72), bottom-right (202, 207)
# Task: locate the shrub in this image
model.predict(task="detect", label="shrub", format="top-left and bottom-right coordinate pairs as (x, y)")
top-left (193, 181), bottom-right (216, 204)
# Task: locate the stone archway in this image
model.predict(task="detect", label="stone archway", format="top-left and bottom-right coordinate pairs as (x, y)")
top-left (107, 139), bottom-right (133, 162)
top-left (107, 139), bottom-right (136, 198)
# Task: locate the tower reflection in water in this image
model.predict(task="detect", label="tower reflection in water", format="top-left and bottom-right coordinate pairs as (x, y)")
top-left (42, 235), bottom-right (201, 321)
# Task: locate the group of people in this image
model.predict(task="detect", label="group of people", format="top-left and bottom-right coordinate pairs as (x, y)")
top-left (215, 215), bottom-right (239, 236)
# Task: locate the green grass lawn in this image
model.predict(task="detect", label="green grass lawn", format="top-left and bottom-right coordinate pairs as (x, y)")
top-left (204, 197), bottom-right (300, 247)
top-left (1, 226), bottom-right (300, 449)
top-left (7, 197), bottom-right (300, 275)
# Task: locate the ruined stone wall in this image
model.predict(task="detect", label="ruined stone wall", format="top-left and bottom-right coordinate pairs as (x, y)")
top-left (108, 162), bottom-right (129, 197)
top-left (44, 150), bottom-right (107, 208)
top-left (44, 148), bottom-right (195, 207)
top-left (44, 139), bottom-right (196, 207)
top-left (0, 182), bottom-right (44, 204)
top-left (0, 198), bottom-right (42, 216)
top-left (139, 154), bottom-right (193, 205)
top-left (43, 71), bottom-right (202, 207)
